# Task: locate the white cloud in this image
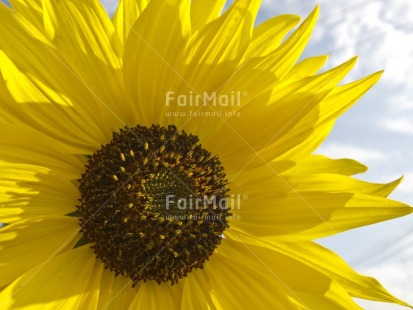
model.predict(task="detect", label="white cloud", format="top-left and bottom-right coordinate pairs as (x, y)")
top-left (383, 118), bottom-right (413, 135)
top-left (356, 299), bottom-right (408, 309)
top-left (387, 93), bottom-right (413, 112)
top-left (342, 4), bottom-right (412, 83)
top-left (316, 143), bottom-right (387, 162)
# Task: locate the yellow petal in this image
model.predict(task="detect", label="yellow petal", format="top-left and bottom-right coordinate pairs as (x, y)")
top-left (206, 249), bottom-right (293, 308)
top-left (208, 89), bottom-right (326, 169)
top-left (228, 159), bottom-right (398, 198)
top-left (283, 173), bottom-right (402, 197)
top-left (9, 0), bottom-right (43, 30)
top-left (81, 260), bottom-right (104, 309)
top-left (0, 124), bottom-right (83, 179)
top-left (243, 14), bottom-right (300, 59)
top-left (0, 72), bottom-right (19, 124)
top-left (161, 0), bottom-right (261, 135)
top-left (208, 238), bottom-right (360, 309)
top-left (279, 71), bottom-right (383, 161)
top-left (181, 271), bottom-right (218, 310)
top-left (43, 0), bottom-right (121, 63)
top-left (206, 57), bottom-right (356, 168)
top-left (112, 0), bottom-right (150, 44)
top-left (97, 269), bottom-right (137, 310)
top-left (129, 281), bottom-right (182, 309)
top-left (231, 163), bottom-right (400, 199)
top-left (316, 70), bottom-right (383, 127)
top-left (265, 6), bottom-right (318, 78)
top-left (0, 246), bottom-right (101, 309)
top-left (224, 160), bottom-right (295, 186)
top-left (230, 191), bottom-right (412, 240)
top-left (190, 0), bottom-right (226, 32)
top-left (42, 0), bottom-right (133, 124)
top-left (123, 0), bottom-right (190, 126)
top-left (0, 162), bottom-right (78, 223)
top-left (234, 6), bottom-right (319, 92)
top-left (181, 0), bottom-right (260, 92)
top-left (287, 155), bottom-right (367, 176)
top-left (0, 216), bottom-right (79, 288)
top-left (207, 8), bottom-right (321, 115)
top-left (274, 241), bottom-right (411, 307)
top-left (227, 231), bottom-right (410, 307)
top-left (0, 7), bottom-right (117, 152)
top-left (286, 55), bottom-right (329, 78)
top-left (256, 57), bottom-right (357, 156)
top-left (201, 40), bottom-right (353, 166)
top-left (0, 51), bottom-right (103, 154)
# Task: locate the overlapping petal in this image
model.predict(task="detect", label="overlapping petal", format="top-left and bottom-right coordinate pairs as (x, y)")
top-left (123, 0), bottom-right (191, 125)
top-left (190, 0), bottom-right (226, 32)
top-left (229, 163), bottom-right (411, 240)
top-left (8, 0), bottom-right (43, 30)
top-left (0, 245), bottom-right (101, 309)
top-left (42, 0), bottom-right (132, 123)
top-left (0, 5), bottom-right (119, 153)
top-left (0, 162), bottom-right (78, 223)
top-left (0, 216), bottom-right (79, 288)
top-left (97, 269), bottom-right (138, 310)
top-left (225, 231), bottom-right (410, 307)
top-left (211, 238), bottom-right (362, 309)
top-left (113, 0), bottom-right (150, 44)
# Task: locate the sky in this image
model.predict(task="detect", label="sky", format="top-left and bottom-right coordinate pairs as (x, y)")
top-left (2, 0), bottom-right (413, 308)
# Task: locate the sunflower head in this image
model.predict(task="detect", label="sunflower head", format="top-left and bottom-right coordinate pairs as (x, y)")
top-left (78, 124), bottom-right (230, 285)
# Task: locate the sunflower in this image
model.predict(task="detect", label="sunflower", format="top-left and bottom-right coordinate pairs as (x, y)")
top-left (0, 0), bottom-right (411, 308)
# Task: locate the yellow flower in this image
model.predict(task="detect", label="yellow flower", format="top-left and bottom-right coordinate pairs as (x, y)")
top-left (0, 0), bottom-right (411, 309)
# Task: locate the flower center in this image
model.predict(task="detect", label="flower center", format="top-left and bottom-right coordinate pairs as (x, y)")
top-left (77, 125), bottom-right (230, 285)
